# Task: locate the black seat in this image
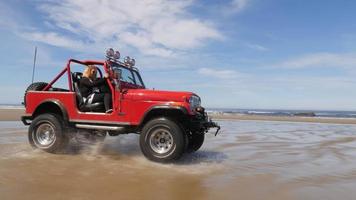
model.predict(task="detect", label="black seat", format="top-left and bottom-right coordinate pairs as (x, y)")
top-left (72, 72), bottom-right (104, 112)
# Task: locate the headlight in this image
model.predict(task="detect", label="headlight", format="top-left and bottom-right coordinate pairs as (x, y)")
top-left (189, 95), bottom-right (201, 112)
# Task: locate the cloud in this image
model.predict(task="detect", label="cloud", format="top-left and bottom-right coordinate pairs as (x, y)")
top-left (0, 2), bottom-right (26, 30)
top-left (277, 52), bottom-right (356, 69)
top-left (198, 67), bottom-right (242, 79)
top-left (25, 0), bottom-right (222, 57)
top-left (231, 0), bottom-right (249, 12)
top-left (21, 32), bottom-right (87, 51)
top-left (246, 43), bottom-right (269, 51)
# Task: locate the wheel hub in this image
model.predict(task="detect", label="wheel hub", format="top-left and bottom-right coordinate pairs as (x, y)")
top-left (149, 128), bottom-right (173, 154)
top-left (35, 123), bottom-right (56, 147)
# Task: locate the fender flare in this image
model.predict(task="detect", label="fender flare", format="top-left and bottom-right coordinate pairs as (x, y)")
top-left (33, 99), bottom-right (69, 122)
top-left (139, 105), bottom-right (188, 126)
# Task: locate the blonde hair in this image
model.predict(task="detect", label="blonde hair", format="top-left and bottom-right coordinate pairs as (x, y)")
top-left (83, 65), bottom-right (97, 79)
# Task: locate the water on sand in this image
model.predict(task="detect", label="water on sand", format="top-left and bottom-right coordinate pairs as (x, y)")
top-left (1, 120), bottom-right (356, 200)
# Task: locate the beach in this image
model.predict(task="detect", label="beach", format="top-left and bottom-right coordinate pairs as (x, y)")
top-left (0, 108), bottom-right (24, 121)
top-left (1, 108), bottom-right (356, 199)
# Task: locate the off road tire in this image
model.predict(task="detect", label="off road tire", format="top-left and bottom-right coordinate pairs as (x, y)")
top-left (140, 118), bottom-right (185, 163)
top-left (186, 133), bottom-right (205, 153)
top-left (29, 114), bottom-right (69, 153)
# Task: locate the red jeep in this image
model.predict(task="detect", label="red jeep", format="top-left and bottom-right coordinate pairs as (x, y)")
top-left (21, 49), bottom-right (220, 162)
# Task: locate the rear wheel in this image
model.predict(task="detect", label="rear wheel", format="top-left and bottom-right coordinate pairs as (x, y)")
top-left (140, 118), bottom-right (185, 163)
top-left (186, 133), bottom-right (205, 153)
top-left (29, 114), bottom-right (68, 153)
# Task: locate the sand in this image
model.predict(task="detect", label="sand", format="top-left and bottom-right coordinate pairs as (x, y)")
top-left (3, 108), bottom-right (356, 125)
top-left (0, 109), bottom-right (24, 121)
top-left (1, 120), bottom-right (356, 200)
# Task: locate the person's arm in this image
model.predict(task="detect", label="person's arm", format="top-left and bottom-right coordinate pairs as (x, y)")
top-left (80, 77), bottom-right (106, 88)
top-left (92, 78), bottom-right (106, 86)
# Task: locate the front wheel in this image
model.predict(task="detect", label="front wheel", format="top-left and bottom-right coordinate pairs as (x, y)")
top-left (140, 118), bottom-right (185, 163)
top-left (28, 114), bottom-right (68, 153)
top-left (186, 133), bottom-right (205, 153)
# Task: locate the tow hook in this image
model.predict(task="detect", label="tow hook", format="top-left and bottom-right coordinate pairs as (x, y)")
top-left (205, 120), bottom-right (221, 136)
top-left (215, 125), bottom-right (221, 136)
top-left (212, 122), bottom-right (221, 136)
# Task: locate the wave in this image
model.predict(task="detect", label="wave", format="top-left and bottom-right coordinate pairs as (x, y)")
top-left (207, 108), bottom-right (356, 119)
top-left (0, 104), bottom-right (24, 109)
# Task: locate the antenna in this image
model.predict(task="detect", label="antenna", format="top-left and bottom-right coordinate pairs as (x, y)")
top-left (31, 46), bottom-right (37, 83)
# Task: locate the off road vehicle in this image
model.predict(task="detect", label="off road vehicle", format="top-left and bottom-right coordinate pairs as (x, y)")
top-left (22, 48), bottom-right (220, 162)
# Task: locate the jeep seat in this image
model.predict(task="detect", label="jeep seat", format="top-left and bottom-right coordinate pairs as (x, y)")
top-left (72, 72), bottom-right (105, 112)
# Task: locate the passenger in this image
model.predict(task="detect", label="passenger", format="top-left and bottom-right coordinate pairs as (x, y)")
top-left (79, 65), bottom-right (112, 113)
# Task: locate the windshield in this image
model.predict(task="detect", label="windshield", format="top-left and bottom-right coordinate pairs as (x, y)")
top-left (109, 62), bottom-right (145, 88)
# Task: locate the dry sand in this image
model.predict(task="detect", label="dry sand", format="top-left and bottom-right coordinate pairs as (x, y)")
top-left (1, 120), bottom-right (356, 200)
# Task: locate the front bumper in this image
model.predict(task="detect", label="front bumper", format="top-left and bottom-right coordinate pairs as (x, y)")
top-left (203, 117), bottom-right (221, 136)
top-left (189, 111), bottom-right (220, 136)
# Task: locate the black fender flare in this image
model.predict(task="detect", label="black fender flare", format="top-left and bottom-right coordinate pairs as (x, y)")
top-left (139, 105), bottom-right (189, 126)
top-left (33, 99), bottom-right (69, 122)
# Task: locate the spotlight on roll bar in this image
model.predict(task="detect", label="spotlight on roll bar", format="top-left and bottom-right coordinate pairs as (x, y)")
top-left (106, 48), bottom-right (114, 58)
top-left (113, 51), bottom-right (120, 60)
top-left (106, 48), bottom-right (135, 67)
top-left (124, 56), bottom-right (135, 67)
top-left (106, 48), bottom-right (121, 62)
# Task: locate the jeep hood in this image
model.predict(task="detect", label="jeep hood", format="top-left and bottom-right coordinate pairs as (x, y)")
top-left (126, 89), bottom-right (195, 102)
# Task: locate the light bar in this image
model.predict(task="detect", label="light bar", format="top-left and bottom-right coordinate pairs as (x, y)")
top-left (106, 48), bottom-right (135, 67)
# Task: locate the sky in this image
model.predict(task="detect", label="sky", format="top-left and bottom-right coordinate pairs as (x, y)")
top-left (1, 0), bottom-right (356, 110)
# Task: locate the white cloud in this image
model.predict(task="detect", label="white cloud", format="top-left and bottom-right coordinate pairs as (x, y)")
top-left (198, 67), bottom-right (242, 79)
top-left (277, 52), bottom-right (356, 69)
top-left (21, 32), bottom-right (87, 51)
top-left (231, 0), bottom-right (249, 12)
top-left (26, 0), bottom-right (222, 57)
top-left (246, 43), bottom-right (269, 51)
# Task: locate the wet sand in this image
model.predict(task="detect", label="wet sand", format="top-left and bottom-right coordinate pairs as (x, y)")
top-left (0, 109), bottom-right (24, 121)
top-left (1, 120), bottom-right (356, 200)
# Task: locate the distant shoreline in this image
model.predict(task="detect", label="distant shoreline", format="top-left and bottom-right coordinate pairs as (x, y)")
top-left (1, 108), bottom-right (356, 125)
top-left (209, 113), bottom-right (356, 125)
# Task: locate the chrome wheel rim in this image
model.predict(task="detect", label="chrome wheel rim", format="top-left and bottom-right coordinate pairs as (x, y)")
top-left (149, 128), bottom-right (174, 154)
top-left (35, 122), bottom-right (56, 147)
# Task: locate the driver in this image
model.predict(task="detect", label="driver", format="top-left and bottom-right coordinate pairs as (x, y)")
top-left (79, 65), bottom-right (112, 113)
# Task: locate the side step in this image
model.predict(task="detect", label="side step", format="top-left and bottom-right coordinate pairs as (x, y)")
top-left (75, 124), bottom-right (124, 131)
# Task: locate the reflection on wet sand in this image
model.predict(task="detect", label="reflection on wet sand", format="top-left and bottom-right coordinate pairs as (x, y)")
top-left (1, 120), bottom-right (356, 200)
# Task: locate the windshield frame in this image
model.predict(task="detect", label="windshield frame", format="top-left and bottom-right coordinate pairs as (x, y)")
top-left (108, 61), bottom-right (145, 89)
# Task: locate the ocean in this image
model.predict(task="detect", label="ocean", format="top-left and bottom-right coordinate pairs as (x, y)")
top-left (1, 104), bottom-right (355, 119)
top-left (206, 108), bottom-right (356, 119)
